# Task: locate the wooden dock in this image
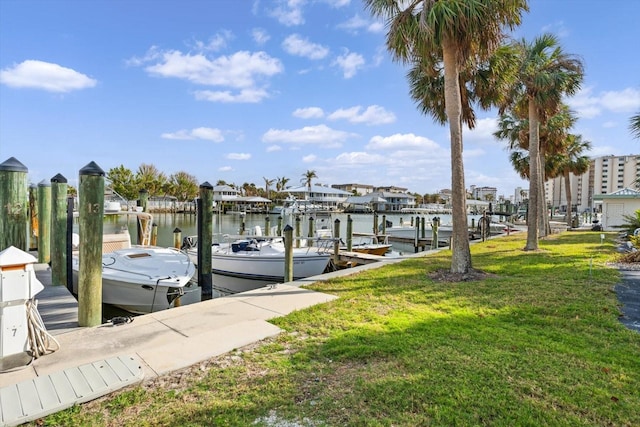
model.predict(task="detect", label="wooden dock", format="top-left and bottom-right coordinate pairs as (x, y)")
top-left (32, 264), bottom-right (79, 335)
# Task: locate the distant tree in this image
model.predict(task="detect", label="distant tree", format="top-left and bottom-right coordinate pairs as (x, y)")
top-left (136, 163), bottom-right (167, 196)
top-left (547, 134), bottom-right (591, 226)
top-left (301, 170), bottom-right (317, 194)
top-left (216, 179), bottom-right (229, 187)
top-left (631, 112), bottom-right (640, 139)
top-left (169, 171), bottom-right (198, 202)
top-left (106, 165), bottom-right (139, 201)
top-left (276, 176), bottom-right (290, 192)
top-left (263, 177), bottom-right (275, 199)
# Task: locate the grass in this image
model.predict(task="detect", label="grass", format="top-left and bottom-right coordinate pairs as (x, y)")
top-left (36, 231), bottom-right (640, 426)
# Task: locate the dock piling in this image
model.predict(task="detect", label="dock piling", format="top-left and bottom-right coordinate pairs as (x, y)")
top-left (78, 161), bottom-right (105, 327)
top-left (0, 157), bottom-right (29, 251)
top-left (51, 174), bottom-right (68, 286)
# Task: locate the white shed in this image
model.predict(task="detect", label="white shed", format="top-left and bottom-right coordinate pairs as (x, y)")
top-left (593, 188), bottom-right (640, 231)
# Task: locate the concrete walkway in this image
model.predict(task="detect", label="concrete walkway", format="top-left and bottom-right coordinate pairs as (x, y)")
top-left (0, 253), bottom-right (412, 390)
top-left (615, 269), bottom-right (640, 333)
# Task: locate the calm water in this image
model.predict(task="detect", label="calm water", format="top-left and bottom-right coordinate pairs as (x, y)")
top-left (106, 210), bottom-right (485, 254)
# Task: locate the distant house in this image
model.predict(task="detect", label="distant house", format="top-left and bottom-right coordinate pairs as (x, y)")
top-left (593, 187), bottom-right (640, 230)
top-left (367, 191), bottom-right (415, 212)
top-left (331, 183), bottom-right (375, 195)
top-left (285, 185), bottom-right (352, 210)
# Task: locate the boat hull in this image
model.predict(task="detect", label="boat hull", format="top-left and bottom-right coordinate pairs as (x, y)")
top-left (72, 246), bottom-right (196, 314)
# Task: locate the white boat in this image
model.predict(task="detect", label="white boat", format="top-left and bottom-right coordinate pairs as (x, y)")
top-left (184, 235), bottom-right (331, 293)
top-left (72, 212), bottom-right (197, 314)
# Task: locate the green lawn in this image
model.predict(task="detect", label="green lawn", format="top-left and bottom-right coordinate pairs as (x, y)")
top-left (39, 231), bottom-right (640, 426)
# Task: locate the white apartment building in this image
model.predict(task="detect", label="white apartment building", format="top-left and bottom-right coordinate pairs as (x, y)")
top-left (469, 185), bottom-right (498, 201)
top-left (547, 154), bottom-right (640, 213)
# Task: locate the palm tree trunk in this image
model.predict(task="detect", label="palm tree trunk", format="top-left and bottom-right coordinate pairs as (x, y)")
top-left (525, 99), bottom-right (540, 251)
top-left (443, 36), bottom-right (472, 272)
top-left (538, 151), bottom-right (549, 237)
top-left (564, 172), bottom-right (572, 227)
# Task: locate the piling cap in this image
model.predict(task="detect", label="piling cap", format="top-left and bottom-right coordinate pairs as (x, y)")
top-left (51, 173), bottom-right (67, 183)
top-left (0, 157), bottom-right (28, 172)
top-left (200, 181), bottom-right (213, 189)
top-left (173, 227), bottom-right (182, 233)
top-left (79, 161), bottom-right (105, 176)
top-left (38, 179), bottom-right (51, 187)
top-left (283, 224), bottom-right (293, 232)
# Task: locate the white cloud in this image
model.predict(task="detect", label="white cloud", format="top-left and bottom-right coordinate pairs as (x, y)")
top-left (600, 88), bottom-right (640, 113)
top-left (567, 86), bottom-right (640, 119)
top-left (269, 0), bottom-right (306, 26)
top-left (464, 117), bottom-right (498, 142)
top-left (293, 107), bottom-right (325, 119)
top-left (366, 133), bottom-right (440, 150)
top-left (332, 50), bottom-right (365, 78)
top-left (252, 28), bottom-right (270, 45)
top-left (262, 124), bottom-right (356, 148)
top-left (226, 153), bottom-right (251, 160)
top-left (144, 50), bottom-right (283, 88)
top-left (192, 30), bottom-right (233, 51)
top-left (161, 127), bottom-right (224, 142)
top-left (0, 60), bottom-right (97, 92)
top-left (266, 145), bottom-right (282, 152)
top-left (194, 88), bottom-right (270, 103)
top-left (302, 154), bottom-right (317, 163)
top-left (334, 151), bottom-right (385, 165)
top-left (337, 14), bottom-right (383, 33)
top-left (219, 166), bottom-right (233, 172)
top-left (327, 105), bottom-right (395, 125)
top-left (282, 34), bottom-right (329, 60)
top-left (134, 47), bottom-right (282, 102)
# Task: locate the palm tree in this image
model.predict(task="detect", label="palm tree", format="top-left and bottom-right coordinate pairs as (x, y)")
top-left (263, 177), bottom-right (275, 199)
top-left (631, 112), bottom-right (640, 139)
top-left (496, 105), bottom-right (578, 234)
top-left (365, 0), bottom-right (527, 273)
top-left (498, 33), bottom-right (583, 250)
top-left (547, 134), bottom-right (591, 226)
top-left (301, 170), bottom-right (317, 198)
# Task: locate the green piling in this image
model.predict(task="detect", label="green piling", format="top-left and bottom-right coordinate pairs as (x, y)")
top-left (28, 183), bottom-right (38, 251)
top-left (265, 216), bottom-right (270, 236)
top-left (173, 227), bottom-right (182, 249)
top-left (308, 216), bottom-right (315, 246)
top-left (37, 180), bottom-right (51, 263)
top-left (51, 174), bottom-right (68, 286)
top-left (0, 157), bottom-right (29, 251)
top-left (283, 224), bottom-right (293, 283)
top-left (138, 188), bottom-right (148, 212)
top-left (198, 182), bottom-right (213, 300)
top-left (333, 219), bottom-right (340, 265)
top-left (373, 213), bottom-right (378, 235)
top-left (78, 161), bottom-right (105, 327)
top-left (295, 215), bottom-right (301, 248)
top-left (346, 215), bottom-right (353, 252)
top-left (277, 216), bottom-right (283, 236)
top-left (381, 214), bottom-right (387, 235)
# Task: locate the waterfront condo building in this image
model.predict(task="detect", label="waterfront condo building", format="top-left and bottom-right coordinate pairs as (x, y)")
top-left (547, 154), bottom-right (640, 213)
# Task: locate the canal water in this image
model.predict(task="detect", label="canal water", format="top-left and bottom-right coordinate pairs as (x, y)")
top-left (106, 210), bottom-right (477, 255)
top-left (98, 210), bottom-right (484, 319)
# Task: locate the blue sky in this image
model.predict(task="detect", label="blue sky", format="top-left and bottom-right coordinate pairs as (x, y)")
top-left (1, 0), bottom-right (639, 200)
